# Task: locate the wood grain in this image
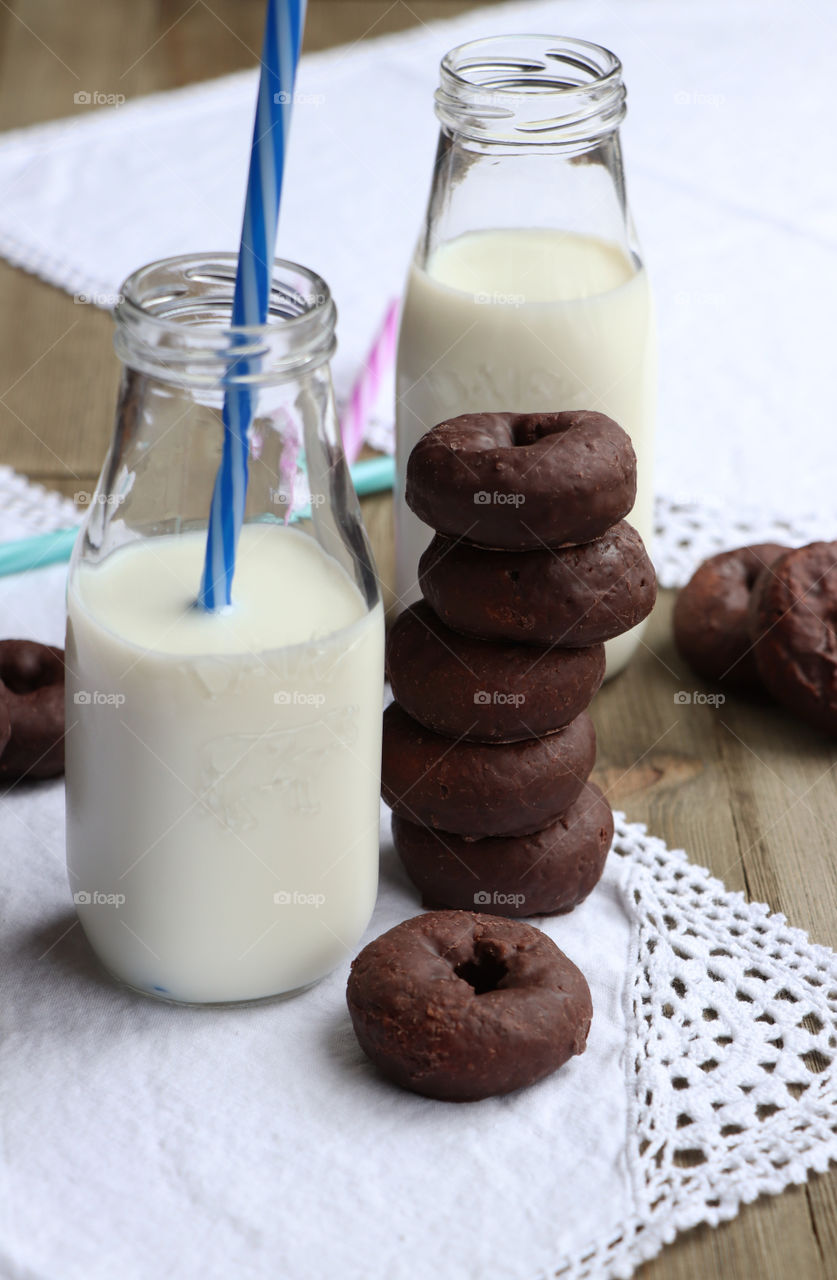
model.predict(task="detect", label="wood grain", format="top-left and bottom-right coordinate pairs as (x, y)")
top-left (1, 3), bottom-right (835, 1277)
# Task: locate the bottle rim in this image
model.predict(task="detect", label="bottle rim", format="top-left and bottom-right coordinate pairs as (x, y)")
top-left (436, 35), bottom-right (626, 146)
top-left (113, 253), bottom-right (337, 387)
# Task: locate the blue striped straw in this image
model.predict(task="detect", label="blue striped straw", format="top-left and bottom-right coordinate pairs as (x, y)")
top-left (199, 0), bottom-right (307, 610)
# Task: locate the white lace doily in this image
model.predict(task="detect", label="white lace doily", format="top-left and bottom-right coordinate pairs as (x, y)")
top-left (558, 815), bottom-right (837, 1279)
top-left (0, 467), bottom-right (77, 542)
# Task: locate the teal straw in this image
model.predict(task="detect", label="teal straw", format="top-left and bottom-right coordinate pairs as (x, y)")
top-left (0, 528), bottom-right (78, 576)
top-left (0, 455), bottom-right (395, 580)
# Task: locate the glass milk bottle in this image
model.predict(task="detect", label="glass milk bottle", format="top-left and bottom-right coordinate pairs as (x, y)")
top-left (395, 36), bottom-right (656, 675)
top-left (65, 254), bottom-right (384, 1006)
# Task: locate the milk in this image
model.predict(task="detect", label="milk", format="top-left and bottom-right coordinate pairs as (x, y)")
top-left (65, 524), bottom-right (384, 1004)
top-left (395, 228), bottom-right (657, 674)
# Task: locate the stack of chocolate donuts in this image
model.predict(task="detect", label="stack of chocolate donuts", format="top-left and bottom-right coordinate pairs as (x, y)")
top-left (381, 410), bottom-right (657, 919)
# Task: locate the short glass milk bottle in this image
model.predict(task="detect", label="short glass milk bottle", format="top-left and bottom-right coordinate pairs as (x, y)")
top-left (395, 36), bottom-right (656, 675)
top-left (65, 254), bottom-right (384, 1006)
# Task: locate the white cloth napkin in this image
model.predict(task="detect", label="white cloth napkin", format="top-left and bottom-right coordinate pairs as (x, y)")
top-left (0, 0), bottom-right (835, 554)
top-left (3, 476), bottom-right (837, 1280)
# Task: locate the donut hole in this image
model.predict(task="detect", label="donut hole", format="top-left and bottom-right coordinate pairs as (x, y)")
top-left (0, 662), bottom-right (45, 695)
top-left (511, 416), bottom-right (567, 448)
top-left (454, 948), bottom-right (508, 995)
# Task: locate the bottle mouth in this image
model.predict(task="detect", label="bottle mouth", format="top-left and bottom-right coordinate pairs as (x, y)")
top-left (114, 253), bottom-right (337, 387)
top-left (436, 35), bottom-right (626, 147)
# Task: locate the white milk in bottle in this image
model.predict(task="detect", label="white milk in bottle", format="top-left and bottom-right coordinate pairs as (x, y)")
top-left (65, 253), bottom-right (385, 1005)
top-left (394, 37), bottom-right (656, 675)
top-left (66, 524), bottom-right (384, 1005)
top-left (396, 227), bottom-right (656, 674)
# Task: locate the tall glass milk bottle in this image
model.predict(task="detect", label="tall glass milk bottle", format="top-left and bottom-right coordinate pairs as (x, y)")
top-left (65, 254), bottom-right (384, 1006)
top-left (395, 36), bottom-right (656, 675)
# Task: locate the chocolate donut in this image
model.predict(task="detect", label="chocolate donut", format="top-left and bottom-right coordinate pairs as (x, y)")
top-left (0, 641), bottom-right (65, 781)
top-left (419, 521), bottom-right (656, 648)
top-left (387, 601), bottom-right (605, 743)
top-left (392, 782), bottom-right (613, 918)
top-left (381, 701), bottom-right (595, 837)
top-left (673, 543), bottom-right (789, 687)
top-left (406, 411), bottom-right (636, 549)
top-left (346, 910), bottom-right (592, 1100)
top-left (749, 541), bottom-right (837, 733)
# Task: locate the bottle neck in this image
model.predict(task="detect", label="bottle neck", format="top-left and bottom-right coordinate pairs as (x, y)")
top-left (113, 254), bottom-right (336, 390)
top-left (435, 35), bottom-right (626, 152)
top-left (419, 36), bottom-right (638, 270)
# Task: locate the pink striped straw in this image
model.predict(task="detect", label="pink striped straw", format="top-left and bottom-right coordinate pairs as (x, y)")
top-left (340, 298), bottom-right (399, 464)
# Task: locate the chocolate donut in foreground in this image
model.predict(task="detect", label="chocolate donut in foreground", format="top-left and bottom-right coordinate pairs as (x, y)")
top-left (381, 701), bottom-right (596, 838)
top-left (749, 541), bottom-right (837, 733)
top-left (406, 410), bottom-right (636, 549)
top-left (673, 543), bottom-right (788, 687)
top-left (419, 521), bottom-right (656, 648)
top-left (0, 640), bottom-right (66, 781)
top-left (346, 910), bottom-right (592, 1100)
top-left (386, 600), bottom-right (604, 742)
top-left (392, 782), bottom-right (613, 918)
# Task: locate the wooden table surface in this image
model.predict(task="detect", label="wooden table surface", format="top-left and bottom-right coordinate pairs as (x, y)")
top-left (1, 3), bottom-right (836, 1277)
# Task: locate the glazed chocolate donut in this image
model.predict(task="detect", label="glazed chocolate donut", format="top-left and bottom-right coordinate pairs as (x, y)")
top-left (387, 601), bottom-right (605, 743)
top-left (748, 541), bottom-right (837, 733)
top-left (392, 782), bottom-right (614, 918)
top-left (381, 701), bottom-right (595, 837)
top-left (346, 910), bottom-right (592, 1100)
top-left (673, 543), bottom-right (789, 687)
top-left (0, 640), bottom-right (65, 781)
top-left (419, 521), bottom-right (656, 648)
top-left (406, 411), bottom-right (637, 550)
